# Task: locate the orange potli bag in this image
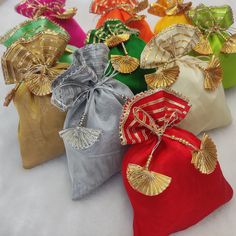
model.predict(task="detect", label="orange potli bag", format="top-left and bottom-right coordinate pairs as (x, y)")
top-left (90, 0), bottom-right (154, 43)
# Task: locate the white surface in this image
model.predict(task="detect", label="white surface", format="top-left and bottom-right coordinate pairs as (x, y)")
top-left (0, 0), bottom-right (235, 236)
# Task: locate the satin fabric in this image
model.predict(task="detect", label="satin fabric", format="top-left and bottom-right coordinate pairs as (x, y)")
top-left (127, 18), bottom-right (154, 43)
top-left (96, 8), bottom-right (154, 43)
top-left (219, 53), bottom-right (236, 89)
top-left (188, 5), bottom-right (233, 33)
top-left (198, 33), bottom-right (236, 89)
top-left (191, 34), bottom-right (236, 89)
top-left (173, 56), bottom-right (231, 134)
top-left (87, 20), bottom-right (154, 94)
top-left (107, 34), bottom-right (150, 94)
top-left (188, 5), bottom-right (236, 89)
top-left (120, 90), bottom-right (233, 236)
top-left (1, 17), bottom-right (76, 69)
top-left (51, 44), bottom-right (133, 199)
top-left (15, 0), bottom-right (86, 48)
top-left (122, 127), bottom-right (233, 236)
top-left (51, 18), bottom-right (86, 48)
top-left (154, 14), bottom-right (191, 34)
top-left (2, 17), bottom-right (68, 48)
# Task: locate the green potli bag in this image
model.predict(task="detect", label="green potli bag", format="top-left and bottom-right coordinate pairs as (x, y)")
top-left (188, 4), bottom-right (236, 89)
top-left (0, 16), bottom-right (76, 63)
top-left (86, 19), bottom-right (153, 94)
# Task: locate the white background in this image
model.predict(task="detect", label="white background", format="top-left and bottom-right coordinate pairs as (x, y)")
top-left (0, 0), bottom-right (235, 235)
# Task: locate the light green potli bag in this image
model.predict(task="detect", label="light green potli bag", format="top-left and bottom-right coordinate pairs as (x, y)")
top-left (188, 4), bottom-right (236, 89)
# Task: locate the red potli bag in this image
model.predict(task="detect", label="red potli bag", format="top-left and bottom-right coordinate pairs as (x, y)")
top-left (120, 88), bottom-right (233, 236)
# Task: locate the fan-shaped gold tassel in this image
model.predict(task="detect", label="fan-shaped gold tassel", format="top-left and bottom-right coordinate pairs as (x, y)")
top-left (204, 56), bottom-right (222, 91)
top-left (111, 54), bottom-right (139, 73)
top-left (105, 34), bottom-right (130, 48)
top-left (221, 34), bottom-right (236, 54)
top-left (127, 164), bottom-right (171, 196)
top-left (191, 134), bottom-right (218, 175)
top-left (25, 75), bottom-right (52, 96)
top-left (193, 36), bottom-right (213, 55)
top-left (55, 7), bottom-right (77, 19)
top-left (145, 66), bottom-right (180, 89)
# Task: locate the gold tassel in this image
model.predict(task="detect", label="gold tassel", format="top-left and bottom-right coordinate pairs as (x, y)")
top-left (111, 39), bottom-right (140, 73)
top-left (105, 34), bottom-right (140, 74)
top-left (221, 34), bottom-right (236, 53)
top-left (111, 54), bottom-right (139, 74)
top-left (145, 66), bottom-right (180, 89)
top-left (105, 34), bottom-right (130, 48)
top-left (204, 56), bottom-right (222, 91)
top-left (191, 134), bottom-right (218, 174)
top-left (193, 36), bottom-right (213, 55)
top-left (127, 163), bottom-right (171, 196)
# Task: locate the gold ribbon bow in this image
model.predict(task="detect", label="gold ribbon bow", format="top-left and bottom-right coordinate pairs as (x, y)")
top-left (141, 24), bottom-right (222, 91)
top-left (21, 0), bottom-right (77, 19)
top-left (2, 30), bottom-right (69, 106)
top-left (188, 5), bottom-right (236, 54)
top-left (127, 106), bottom-right (218, 196)
top-left (148, 0), bottom-right (192, 17)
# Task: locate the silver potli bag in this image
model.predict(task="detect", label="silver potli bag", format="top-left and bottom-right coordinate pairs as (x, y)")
top-left (51, 43), bottom-right (134, 200)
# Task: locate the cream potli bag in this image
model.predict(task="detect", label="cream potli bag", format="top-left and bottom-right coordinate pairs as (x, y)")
top-left (140, 24), bottom-right (231, 135)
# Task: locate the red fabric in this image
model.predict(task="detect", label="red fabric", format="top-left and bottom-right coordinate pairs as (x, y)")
top-left (96, 9), bottom-right (154, 43)
top-left (120, 89), bottom-right (233, 236)
top-left (122, 127), bottom-right (233, 236)
top-left (120, 90), bottom-right (191, 145)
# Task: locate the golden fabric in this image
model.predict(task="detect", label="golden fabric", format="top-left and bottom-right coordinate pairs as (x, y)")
top-left (1, 30), bottom-right (70, 168)
top-left (14, 84), bottom-right (65, 169)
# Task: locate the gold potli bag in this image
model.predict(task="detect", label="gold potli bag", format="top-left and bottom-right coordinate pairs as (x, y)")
top-left (1, 30), bottom-right (70, 168)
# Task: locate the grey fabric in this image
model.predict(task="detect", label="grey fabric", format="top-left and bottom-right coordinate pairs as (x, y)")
top-left (51, 43), bottom-right (134, 200)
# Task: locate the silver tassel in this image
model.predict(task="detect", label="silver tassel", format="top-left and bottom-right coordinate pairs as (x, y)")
top-left (59, 126), bottom-right (102, 150)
